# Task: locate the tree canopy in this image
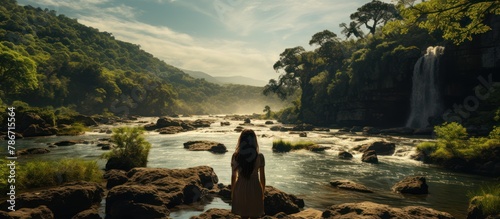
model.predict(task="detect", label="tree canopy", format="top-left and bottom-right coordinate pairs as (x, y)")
top-left (390, 0), bottom-right (500, 44)
top-left (350, 0), bottom-right (398, 35)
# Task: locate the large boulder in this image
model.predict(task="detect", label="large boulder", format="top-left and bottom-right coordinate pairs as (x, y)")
top-left (392, 176), bottom-right (429, 194)
top-left (183, 141), bottom-right (228, 153)
top-left (105, 166), bottom-right (219, 218)
top-left (264, 186), bottom-right (304, 216)
top-left (23, 124), bottom-right (57, 137)
top-left (467, 195), bottom-right (500, 219)
top-left (356, 141), bottom-right (396, 155)
top-left (0, 205), bottom-right (54, 219)
top-left (54, 140), bottom-right (81, 146)
top-left (104, 169), bottom-right (128, 189)
top-left (322, 201), bottom-right (454, 219)
top-left (106, 185), bottom-right (170, 219)
top-left (16, 147), bottom-right (50, 156)
top-left (338, 151), bottom-right (353, 159)
top-left (158, 126), bottom-right (185, 134)
top-left (330, 180), bottom-right (373, 193)
top-left (190, 119), bottom-right (212, 128)
top-left (0, 181), bottom-right (104, 219)
top-left (71, 207), bottom-right (102, 219)
top-left (362, 150), bottom-right (378, 164)
top-left (20, 112), bottom-right (46, 131)
top-left (156, 117), bottom-right (182, 128)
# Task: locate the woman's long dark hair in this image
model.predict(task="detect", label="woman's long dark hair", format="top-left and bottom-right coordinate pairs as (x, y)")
top-left (234, 129), bottom-right (259, 179)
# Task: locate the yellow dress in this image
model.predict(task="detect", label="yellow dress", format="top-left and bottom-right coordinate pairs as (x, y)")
top-left (231, 153), bottom-right (265, 217)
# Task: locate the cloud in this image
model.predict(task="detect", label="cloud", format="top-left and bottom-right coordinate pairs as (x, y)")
top-left (77, 16), bottom-right (277, 82)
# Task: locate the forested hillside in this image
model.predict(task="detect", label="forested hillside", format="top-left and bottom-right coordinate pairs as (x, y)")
top-left (0, 0), bottom-right (286, 117)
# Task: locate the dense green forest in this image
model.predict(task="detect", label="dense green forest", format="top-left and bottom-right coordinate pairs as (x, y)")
top-left (0, 0), bottom-right (286, 119)
top-left (265, 0), bottom-right (500, 127)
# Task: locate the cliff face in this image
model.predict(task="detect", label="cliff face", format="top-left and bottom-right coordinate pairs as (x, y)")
top-left (440, 15), bottom-right (500, 124)
top-left (326, 15), bottom-right (500, 128)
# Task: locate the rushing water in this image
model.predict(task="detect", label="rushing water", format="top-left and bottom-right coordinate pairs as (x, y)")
top-left (4, 116), bottom-right (497, 219)
top-left (406, 46), bottom-right (445, 128)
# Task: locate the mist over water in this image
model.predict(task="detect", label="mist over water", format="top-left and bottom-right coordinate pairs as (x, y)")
top-left (406, 46), bottom-right (445, 128)
top-left (5, 116), bottom-right (494, 218)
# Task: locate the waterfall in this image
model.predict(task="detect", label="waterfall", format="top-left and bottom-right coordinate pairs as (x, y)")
top-left (406, 46), bottom-right (445, 128)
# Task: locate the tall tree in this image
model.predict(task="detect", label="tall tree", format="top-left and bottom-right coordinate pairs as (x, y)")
top-left (340, 21), bottom-right (365, 39)
top-left (391, 0), bottom-right (500, 44)
top-left (0, 45), bottom-right (38, 94)
top-left (350, 0), bottom-right (398, 35)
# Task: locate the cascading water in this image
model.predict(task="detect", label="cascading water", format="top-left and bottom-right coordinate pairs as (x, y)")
top-left (406, 46), bottom-right (445, 128)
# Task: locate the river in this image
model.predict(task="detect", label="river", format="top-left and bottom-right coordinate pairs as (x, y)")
top-left (4, 115), bottom-right (497, 219)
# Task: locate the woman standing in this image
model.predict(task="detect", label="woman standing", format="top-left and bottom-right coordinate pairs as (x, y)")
top-left (231, 129), bottom-right (266, 218)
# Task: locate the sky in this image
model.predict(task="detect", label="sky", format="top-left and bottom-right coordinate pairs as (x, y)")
top-left (17, 0), bottom-right (392, 85)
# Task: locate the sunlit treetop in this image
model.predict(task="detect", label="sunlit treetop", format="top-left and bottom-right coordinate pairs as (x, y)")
top-left (386, 0), bottom-right (500, 45)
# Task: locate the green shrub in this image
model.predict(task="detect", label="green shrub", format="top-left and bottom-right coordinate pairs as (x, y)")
top-left (272, 139), bottom-right (315, 152)
top-left (57, 122), bottom-right (89, 135)
top-left (273, 139), bottom-right (293, 152)
top-left (468, 184), bottom-right (500, 216)
top-left (15, 159), bottom-right (102, 190)
top-left (417, 122), bottom-right (500, 161)
top-left (103, 126), bottom-right (151, 171)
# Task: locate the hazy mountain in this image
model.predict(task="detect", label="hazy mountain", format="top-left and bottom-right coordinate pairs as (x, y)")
top-left (215, 76), bottom-right (267, 87)
top-left (182, 69), bottom-right (267, 87)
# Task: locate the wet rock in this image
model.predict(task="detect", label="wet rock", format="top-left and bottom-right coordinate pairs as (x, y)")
top-left (16, 147), bottom-right (50, 156)
top-left (350, 126), bottom-right (363, 133)
top-left (20, 112), bottom-right (46, 131)
top-left (0, 182), bottom-right (104, 219)
top-left (143, 123), bottom-right (157, 131)
top-left (330, 180), bottom-right (373, 193)
top-left (123, 166), bottom-right (217, 208)
top-left (380, 127), bottom-right (414, 135)
top-left (23, 124), bottom-right (57, 137)
top-left (265, 121), bottom-right (274, 125)
top-left (0, 205), bottom-right (53, 219)
top-left (104, 169), bottom-right (128, 189)
top-left (363, 126), bottom-right (381, 135)
top-left (270, 125), bottom-right (282, 131)
top-left (338, 127), bottom-right (350, 132)
top-left (299, 132), bottom-right (307, 137)
top-left (308, 145), bottom-right (330, 152)
top-left (338, 151), bottom-right (353, 159)
top-left (313, 128), bottom-right (330, 132)
top-left (392, 176), bottom-right (428, 194)
top-left (356, 141), bottom-right (396, 155)
top-left (322, 201), bottom-right (454, 219)
top-left (106, 185), bottom-right (170, 219)
top-left (191, 119), bottom-right (212, 128)
top-left (54, 140), bottom-right (81, 146)
top-left (220, 121), bottom-right (230, 126)
top-left (158, 126), bottom-right (184, 134)
top-left (244, 118), bottom-right (251, 123)
top-left (156, 117), bottom-right (182, 128)
top-left (264, 186), bottom-right (304, 215)
top-left (190, 208), bottom-right (238, 219)
top-left (292, 123), bottom-right (314, 131)
top-left (183, 141), bottom-right (228, 153)
top-left (362, 150), bottom-right (378, 164)
top-left (72, 208), bottom-right (102, 219)
top-left (234, 126), bottom-right (244, 132)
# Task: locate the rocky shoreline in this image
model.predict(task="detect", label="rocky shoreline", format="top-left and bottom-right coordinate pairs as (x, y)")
top-left (0, 166), bottom-right (473, 219)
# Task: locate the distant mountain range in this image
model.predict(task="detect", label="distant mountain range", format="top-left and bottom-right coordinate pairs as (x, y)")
top-left (182, 69), bottom-right (267, 87)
